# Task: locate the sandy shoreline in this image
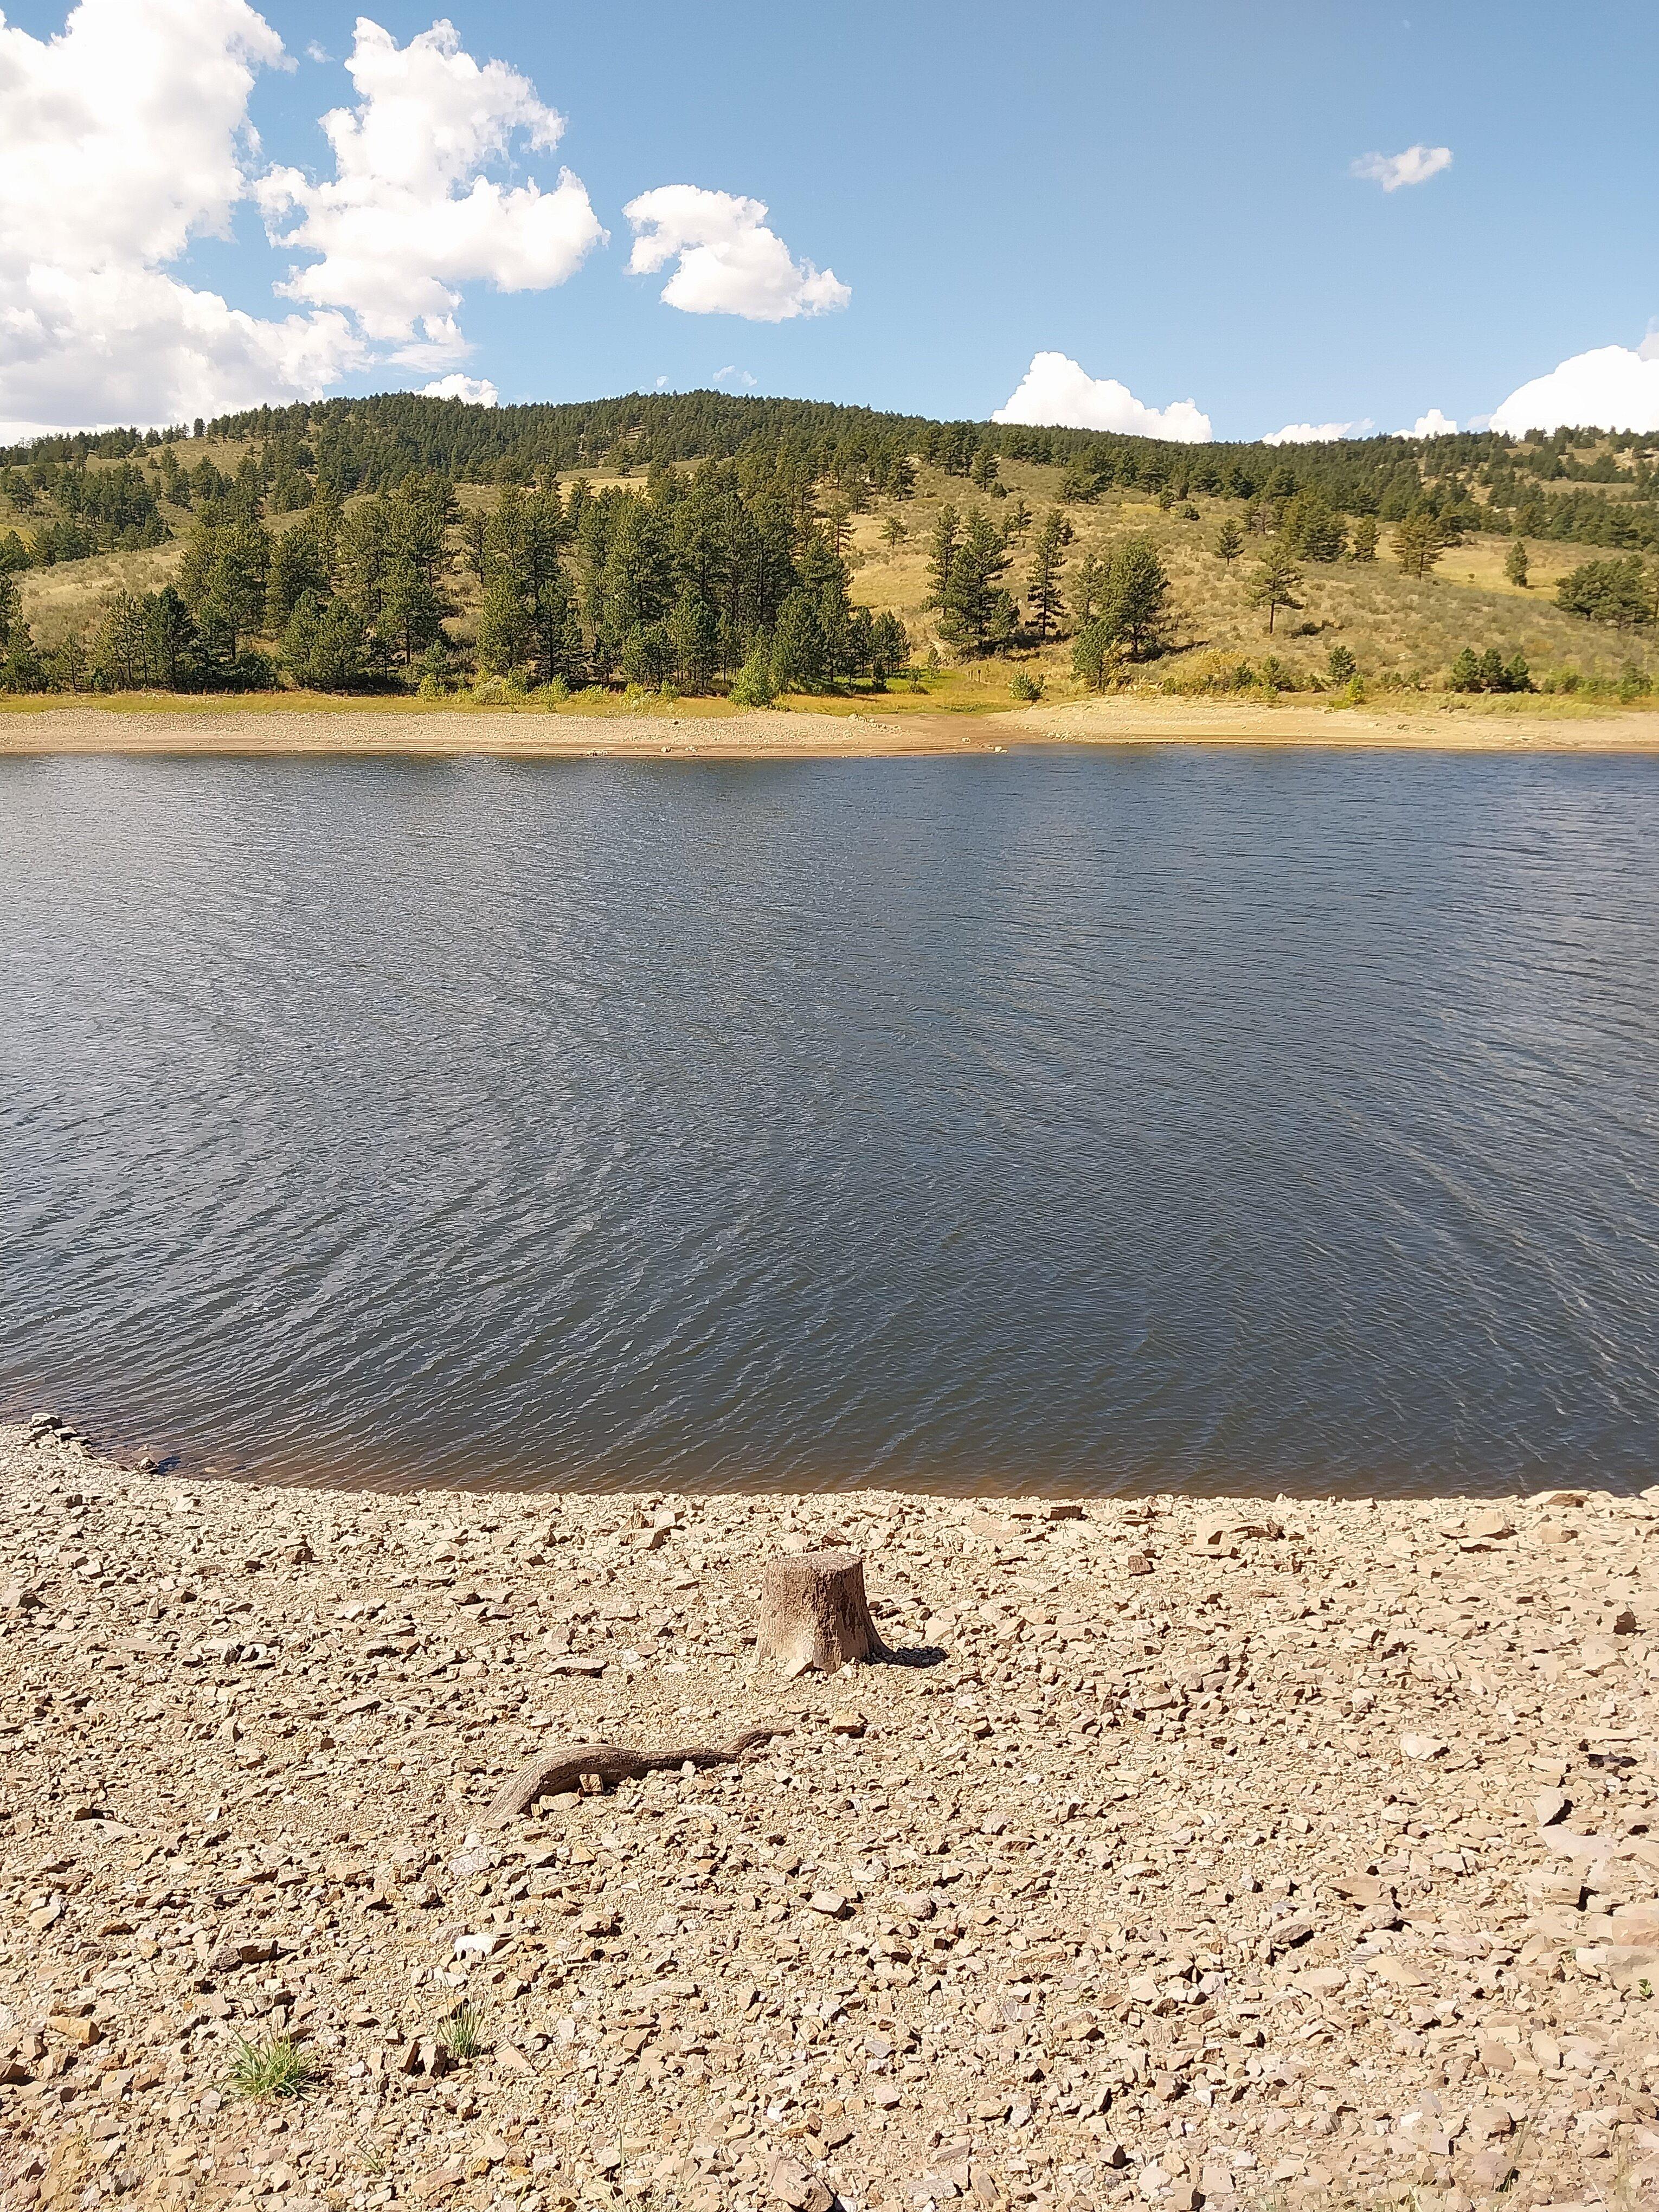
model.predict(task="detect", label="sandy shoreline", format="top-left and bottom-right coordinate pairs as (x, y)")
top-left (4, 697), bottom-right (1659, 760)
top-left (4, 1418), bottom-right (1659, 2211)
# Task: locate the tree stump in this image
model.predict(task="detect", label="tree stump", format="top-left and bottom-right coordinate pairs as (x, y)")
top-left (754, 1548), bottom-right (889, 1678)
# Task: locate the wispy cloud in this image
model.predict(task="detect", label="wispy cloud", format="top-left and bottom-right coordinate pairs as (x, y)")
top-left (1351, 144), bottom-right (1452, 192)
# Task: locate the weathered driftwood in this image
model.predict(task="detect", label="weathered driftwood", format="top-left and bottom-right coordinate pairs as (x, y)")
top-left (754, 1548), bottom-right (890, 1679)
top-left (486, 1725), bottom-right (787, 1824)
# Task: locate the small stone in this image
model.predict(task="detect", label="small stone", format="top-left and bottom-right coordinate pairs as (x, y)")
top-left (1465, 1509), bottom-right (1515, 1541)
top-left (1400, 1732), bottom-right (1446, 1761)
top-left (1125, 1553), bottom-right (1153, 1576)
top-left (1464, 2103), bottom-right (1514, 2140)
top-left (1368, 1952), bottom-right (1430, 1988)
top-left (1534, 1789), bottom-right (1571, 1827)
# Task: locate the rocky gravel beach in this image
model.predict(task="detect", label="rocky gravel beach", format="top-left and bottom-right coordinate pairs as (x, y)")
top-left (4, 1422), bottom-right (1659, 2212)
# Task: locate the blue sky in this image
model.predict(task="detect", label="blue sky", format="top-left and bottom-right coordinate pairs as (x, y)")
top-left (3, 0), bottom-right (1658, 441)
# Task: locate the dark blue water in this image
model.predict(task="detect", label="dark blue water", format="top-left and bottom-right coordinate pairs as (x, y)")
top-left (3, 747), bottom-right (1656, 1493)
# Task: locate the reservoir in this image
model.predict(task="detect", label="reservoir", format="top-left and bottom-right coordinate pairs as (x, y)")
top-left (3, 745), bottom-right (1656, 1494)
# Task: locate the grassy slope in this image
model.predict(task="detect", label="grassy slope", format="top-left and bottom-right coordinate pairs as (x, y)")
top-left (846, 461), bottom-right (1655, 695)
top-left (6, 448), bottom-right (1657, 697)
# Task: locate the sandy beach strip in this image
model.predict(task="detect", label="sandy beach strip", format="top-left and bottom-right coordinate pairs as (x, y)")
top-left (5, 696), bottom-right (1659, 760)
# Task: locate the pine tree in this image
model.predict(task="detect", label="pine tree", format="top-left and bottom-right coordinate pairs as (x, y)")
top-left (1213, 517), bottom-right (1244, 569)
top-left (1393, 511), bottom-right (1445, 580)
top-left (382, 555), bottom-right (446, 667)
top-left (284, 594), bottom-right (368, 690)
top-left (1071, 550), bottom-right (1104, 626)
top-left (1071, 619), bottom-right (1125, 692)
top-left (1505, 539), bottom-right (1529, 588)
top-left (1349, 517), bottom-right (1379, 563)
top-left (771, 590), bottom-right (827, 691)
top-left (668, 587), bottom-right (719, 691)
top-left (1024, 510), bottom-right (1072, 645)
top-left (475, 570), bottom-right (533, 676)
top-left (146, 587), bottom-right (198, 688)
top-left (927, 505), bottom-right (961, 613)
top-left (1099, 537), bottom-right (1172, 658)
top-left (870, 610), bottom-right (908, 685)
top-left (265, 524), bottom-right (327, 634)
top-left (1281, 488), bottom-right (1346, 562)
top-left (1248, 541), bottom-right (1305, 634)
top-left (940, 509), bottom-right (1014, 653)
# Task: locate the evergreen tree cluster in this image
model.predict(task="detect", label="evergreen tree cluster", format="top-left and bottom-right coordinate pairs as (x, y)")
top-left (1554, 556), bottom-right (1656, 628)
top-left (0, 450), bottom-right (914, 698)
top-left (1448, 646), bottom-right (1533, 693)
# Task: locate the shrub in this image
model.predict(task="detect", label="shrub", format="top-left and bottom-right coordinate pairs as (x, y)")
top-left (1008, 671), bottom-right (1043, 702)
top-left (1158, 650), bottom-right (1253, 697)
top-left (729, 642), bottom-right (775, 709)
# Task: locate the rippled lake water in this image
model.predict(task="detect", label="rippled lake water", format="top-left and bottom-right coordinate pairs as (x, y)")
top-left (3, 746), bottom-right (1656, 1495)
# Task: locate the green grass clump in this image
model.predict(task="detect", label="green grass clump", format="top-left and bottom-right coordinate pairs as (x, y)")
top-left (442, 1998), bottom-right (485, 2063)
top-left (226, 2030), bottom-right (316, 2101)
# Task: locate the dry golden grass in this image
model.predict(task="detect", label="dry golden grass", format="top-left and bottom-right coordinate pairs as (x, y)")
top-left (17, 541), bottom-right (184, 645)
top-left (847, 460), bottom-right (1659, 692)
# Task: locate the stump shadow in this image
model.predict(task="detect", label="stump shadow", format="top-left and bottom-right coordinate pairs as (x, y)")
top-left (875, 1641), bottom-right (948, 1668)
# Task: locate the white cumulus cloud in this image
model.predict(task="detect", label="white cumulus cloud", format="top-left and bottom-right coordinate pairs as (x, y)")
top-left (0, 4), bottom-right (601, 437)
top-left (1488, 344), bottom-right (1659, 436)
top-left (1351, 144), bottom-right (1453, 192)
top-left (624, 188), bottom-right (849, 321)
top-left (420, 372), bottom-right (499, 405)
top-left (992, 352), bottom-right (1212, 442)
top-left (1404, 408), bottom-right (1458, 437)
top-left (259, 18), bottom-right (605, 364)
top-left (0, 0), bottom-right (364, 432)
top-left (1262, 418), bottom-right (1374, 445)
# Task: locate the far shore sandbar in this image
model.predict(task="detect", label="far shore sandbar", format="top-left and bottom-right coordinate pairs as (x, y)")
top-left (5, 693), bottom-right (1659, 758)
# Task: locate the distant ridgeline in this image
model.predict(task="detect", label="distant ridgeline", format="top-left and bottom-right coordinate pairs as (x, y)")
top-left (1, 388), bottom-right (1657, 699)
top-left (7, 388), bottom-right (1659, 548)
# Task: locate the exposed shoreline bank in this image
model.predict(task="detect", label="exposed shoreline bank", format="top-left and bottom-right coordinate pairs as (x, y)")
top-left (5, 696), bottom-right (1659, 760)
top-left (4, 1418), bottom-right (1658, 2211)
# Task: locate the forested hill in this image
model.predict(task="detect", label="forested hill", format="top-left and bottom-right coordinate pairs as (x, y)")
top-left (8, 387), bottom-right (1659, 554)
top-left (5, 385), bottom-right (1659, 708)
